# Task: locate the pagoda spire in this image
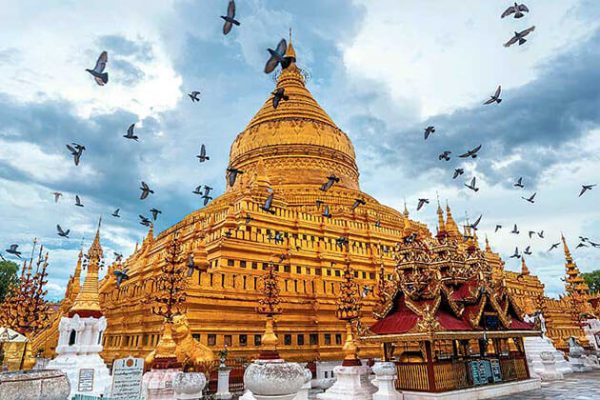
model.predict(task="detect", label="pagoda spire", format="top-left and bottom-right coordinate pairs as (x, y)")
top-left (445, 202), bottom-right (461, 238)
top-left (521, 257), bottom-right (530, 276)
top-left (403, 199), bottom-right (409, 218)
top-left (68, 218), bottom-right (104, 318)
top-left (561, 234), bottom-right (590, 296)
top-left (285, 27), bottom-right (296, 61)
top-left (436, 198), bottom-right (445, 235)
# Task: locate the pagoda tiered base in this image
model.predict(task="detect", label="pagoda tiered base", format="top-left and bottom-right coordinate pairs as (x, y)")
top-left (401, 378), bottom-right (541, 400)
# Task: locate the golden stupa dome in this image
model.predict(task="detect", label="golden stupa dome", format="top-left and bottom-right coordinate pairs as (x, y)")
top-left (228, 40), bottom-right (359, 191)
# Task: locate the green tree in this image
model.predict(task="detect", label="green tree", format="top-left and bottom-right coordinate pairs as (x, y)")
top-left (582, 269), bottom-right (600, 294)
top-left (0, 260), bottom-right (19, 303)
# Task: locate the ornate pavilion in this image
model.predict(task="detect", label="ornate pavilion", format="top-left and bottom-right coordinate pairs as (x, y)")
top-left (30, 38), bottom-right (599, 368)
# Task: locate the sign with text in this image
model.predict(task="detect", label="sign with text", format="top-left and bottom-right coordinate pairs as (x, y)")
top-left (111, 356), bottom-right (144, 399)
top-left (78, 368), bottom-right (95, 392)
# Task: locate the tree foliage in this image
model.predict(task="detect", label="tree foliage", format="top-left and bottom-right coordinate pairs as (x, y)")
top-left (0, 260), bottom-right (19, 303)
top-left (582, 269), bottom-right (600, 294)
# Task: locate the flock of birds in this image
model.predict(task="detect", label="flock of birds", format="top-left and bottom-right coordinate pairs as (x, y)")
top-left (1, 2), bottom-right (598, 280)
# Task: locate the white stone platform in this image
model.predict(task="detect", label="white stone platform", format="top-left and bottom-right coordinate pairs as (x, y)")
top-left (402, 378), bottom-right (541, 400)
top-left (524, 336), bottom-right (572, 375)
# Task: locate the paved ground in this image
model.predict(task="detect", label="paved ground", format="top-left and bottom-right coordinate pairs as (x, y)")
top-left (496, 370), bottom-right (600, 399)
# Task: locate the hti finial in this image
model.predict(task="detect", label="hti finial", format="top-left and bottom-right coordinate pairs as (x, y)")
top-left (289, 27), bottom-right (292, 43)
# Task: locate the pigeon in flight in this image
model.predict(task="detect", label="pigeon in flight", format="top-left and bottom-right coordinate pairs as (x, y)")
top-left (320, 175), bottom-right (340, 192)
top-left (114, 252), bottom-right (123, 262)
top-left (524, 245), bottom-right (532, 255)
top-left (589, 241), bottom-right (600, 248)
top-left (403, 233), bottom-right (417, 244)
top-left (188, 91), bottom-right (201, 102)
top-left (375, 219), bottom-right (382, 228)
top-left (66, 143), bottom-right (86, 166)
top-left (264, 38), bottom-right (289, 74)
top-left (53, 192), bottom-right (63, 203)
top-left (576, 242), bottom-right (588, 249)
top-left (139, 215), bottom-right (151, 227)
top-left (579, 236), bottom-right (589, 242)
top-left (537, 230), bottom-right (544, 239)
top-left (335, 236), bottom-right (349, 248)
top-left (351, 198), bottom-right (366, 210)
top-left (187, 254), bottom-right (196, 277)
top-left (439, 151), bottom-right (452, 161)
top-left (196, 144), bottom-right (210, 163)
top-left (203, 186), bottom-right (213, 196)
top-left (495, 225), bottom-right (502, 232)
top-left (469, 214), bottom-right (482, 231)
top-left (139, 181), bottom-right (154, 200)
top-left (501, 3), bottom-right (530, 19)
top-left (86, 51), bottom-right (109, 86)
top-left (522, 192), bottom-right (536, 203)
top-left (510, 247), bottom-right (521, 259)
top-left (459, 145), bottom-right (482, 158)
top-left (417, 198), bottom-right (429, 211)
top-left (75, 195), bottom-right (84, 207)
top-left (123, 124), bottom-right (139, 141)
top-left (193, 185), bottom-right (204, 195)
top-left (272, 88), bottom-right (289, 109)
top-left (244, 213), bottom-right (253, 225)
top-left (227, 167), bottom-right (244, 187)
top-left (315, 199), bottom-right (324, 210)
top-left (464, 177), bottom-right (479, 192)
top-left (528, 231), bottom-right (536, 238)
top-left (221, 0), bottom-right (240, 35)
top-left (6, 244), bottom-right (22, 258)
top-left (449, 169), bottom-right (465, 181)
top-left (114, 268), bottom-right (130, 289)
top-left (322, 205), bottom-right (332, 218)
top-left (112, 208), bottom-right (120, 218)
top-left (424, 126), bottom-right (435, 140)
top-left (150, 208), bottom-right (162, 221)
top-left (202, 195), bottom-right (212, 206)
top-left (514, 177), bottom-right (524, 188)
top-left (56, 224), bottom-right (70, 238)
top-left (504, 26), bottom-right (536, 47)
top-left (483, 85), bottom-right (502, 105)
top-left (261, 193), bottom-right (275, 214)
top-left (511, 224), bottom-right (520, 234)
top-left (548, 242), bottom-right (560, 252)
top-left (579, 184), bottom-right (596, 197)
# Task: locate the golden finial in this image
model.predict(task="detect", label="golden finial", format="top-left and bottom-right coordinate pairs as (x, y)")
top-left (284, 27), bottom-right (296, 60)
top-left (336, 261), bottom-right (361, 366)
top-left (257, 262), bottom-right (283, 359)
top-left (521, 257), bottom-right (530, 276)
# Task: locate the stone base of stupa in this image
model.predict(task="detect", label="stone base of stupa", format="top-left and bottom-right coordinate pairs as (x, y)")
top-left (524, 336), bottom-right (573, 376)
top-left (46, 353), bottom-right (110, 398)
top-left (317, 365), bottom-right (377, 400)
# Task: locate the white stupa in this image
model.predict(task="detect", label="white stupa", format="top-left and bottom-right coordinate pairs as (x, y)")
top-left (47, 220), bottom-right (111, 397)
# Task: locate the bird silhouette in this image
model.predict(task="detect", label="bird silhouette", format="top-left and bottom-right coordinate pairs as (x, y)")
top-left (528, 231), bottom-right (536, 238)
top-left (438, 151), bottom-right (452, 161)
top-left (514, 177), bottom-right (524, 188)
top-left (424, 126), bottom-right (436, 140)
top-left (504, 26), bottom-right (536, 47)
top-left (351, 198), bottom-right (366, 210)
top-left (221, 0), bottom-right (240, 35)
top-left (335, 236), bottom-right (349, 248)
top-left (524, 246), bottom-right (532, 255)
top-left (483, 85), bottom-right (502, 105)
top-left (150, 208), bottom-right (162, 221)
top-left (113, 252), bottom-right (123, 262)
top-left (459, 145), bottom-right (482, 158)
top-left (196, 144), bottom-right (210, 162)
top-left (112, 208), bottom-right (120, 218)
top-left (261, 193), bottom-right (276, 214)
top-left (66, 143), bottom-right (86, 166)
top-left (469, 214), bottom-right (482, 231)
top-left (123, 124), bottom-right (139, 141)
top-left (56, 224), bottom-right (70, 238)
top-left (139, 215), bottom-right (151, 227)
top-left (511, 224), bottom-right (520, 234)
top-left (187, 254), bottom-right (196, 277)
top-left (264, 39), bottom-right (289, 74)
top-left (320, 175), bottom-right (340, 192)
top-left (537, 230), bottom-right (544, 239)
top-left (510, 247), bottom-right (521, 259)
top-left (86, 51), bottom-right (108, 86)
top-left (6, 244), bottom-right (22, 258)
top-left (53, 192), bottom-right (63, 203)
top-left (114, 268), bottom-right (130, 289)
top-left (202, 195), bottom-right (213, 206)
top-left (464, 177), bottom-right (479, 192)
top-left (272, 88), bottom-right (289, 109)
top-left (548, 242), bottom-right (560, 252)
top-left (315, 199), bottom-right (324, 210)
top-left (495, 225), bottom-right (502, 232)
top-left (453, 168), bottom-right (464, 179)
top-left (417, 198), bottom-right (429, 211)
top-left (521, 192), bottom-right (536, 203)
top-left (188, 91), bottom-right (201, 102)
top-left (193, 185), bottom-right (204, 195)
top-left (576, 242), bottom-right (588, 249)
top-left (501, 3), bottom-right (530, 19)
top-left (139, 181), bottom-right (154, 200)
top-left (227, 167), bottom-right (244, 187)
top-left (579, 184), bottom-right (596, 197)
top-left (322, 205), bottom-right (332, 218)
top-left (203, 186), bottom-right (213, 196)
top-left (75, 195), bottom-right (84, 207)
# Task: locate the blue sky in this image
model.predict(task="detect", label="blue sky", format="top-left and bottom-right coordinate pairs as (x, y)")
top-left (0, 0), bottom-right (598, 299)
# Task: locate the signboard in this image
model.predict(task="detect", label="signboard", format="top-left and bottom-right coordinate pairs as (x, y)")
top-left (468, 361), bottom-right (484, 385)
top-left (111, 356), bottom-right (144, 399)
top-left (490, 359), bottom-right (503, 383)
top-left (78, 368), bottom-right (95, 392)
top-left (479, 359), bottom-right (492, 384)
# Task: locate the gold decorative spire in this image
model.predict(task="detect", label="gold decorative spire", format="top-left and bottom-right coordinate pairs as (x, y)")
top-left (69, 219), bottom-right (103, 318)
top-left (256, 260), bottom-right (283, 359)
top-left (485, 236), bottom-right (492, 253)
top-left (521, 257), bottom-right (530, 276)
top-left (436, 199), bottom-right (445, 235)
top-left (445, 202), bottom-right (461, 238)
top-left (336, 261), bottom-right (361, 366)
top-left (403, 200), bottom-right (409, 218)
top-left (284, 28), bottom-right (296, 60)
top-left (561, 234), bottom-right (590, 296)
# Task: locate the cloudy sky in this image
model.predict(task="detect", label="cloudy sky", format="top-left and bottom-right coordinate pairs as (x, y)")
top-left (0, 0), bottom-right (598, 299)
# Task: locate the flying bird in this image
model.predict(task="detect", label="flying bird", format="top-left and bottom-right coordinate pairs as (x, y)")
top-left (75, 195), bottom-right (84, 207)
top-left (86, 51), bottom-right (109, 86)
top-left (438, 151), bottom-right (452, 161)
top-left (589, 241), bottom-right (600, 248)
top-left (227, 167), bottom-right (244, 187)
top-left (53, 192), bottom-right (63, 203)
top-left (576, 242), bottom-right (588, 249)
top-left (203, 186), bottom-right (213, 196)
top-left (459, 145), bottom-right (482, 158)
top-left (6, 244), bottom-right (22, 258)
top-left (351, 198), bottom-right (366, 210)
top-left (272, 88), bottom-right (289, 109)
top-left (322, 205), bottom-right (332, 218)
top-left (514, 177), bottom-right (524, 188)
top-left (483, 85), bottom-right (502, 105)
top-left (188, 91), bottom-right (201, 102)
top-left (261, 193), bottom-right (275, 214)
top-left (510, 247), bottom-right (521, 259)
top-left (112, 209), bottom-right (120, 218)
top-left (511, 224), bottom-right (520, 234)
top-left (114, 268), bottom-right (130, 289)
top-left (56, 224), bottom-right (70, 238)
top-left (187, 254), bottom-right (196, 277)
top-left (66, 143), bottom-right (86, 166)
top-left (114, 252), bottom-right (123, 262)
top-left (221, 0), bottom-right (240, 35)
top-left (139, 181), bottom-right (154, 200)
top-left (123, 124), bottom-right (139, 141)
top-left (320, 175), bottom-right (340, 192)
top-left (453, 168), bottom-right (464, 179)
top-left (424, 126), bottom-right (436, 140)
top-left (521, 192), bottom-right (536, 203)
top-left (139, 215), bottom-right (151, 227)
top-left (528, 231), bottom-right (536, 239)
top-left (196, 144), bottom-right (210, 163)
top-left (193, 185), bottom-right (204, 195)
top-left (336, 236), bottom-right (349, 248)
top-left (403, 233), bottom-right (417, 244)
top-left (315, 199), bottom-right (324, 210)
top-left (150, 208), bottom-right (162, 221)
top-left (524, 246), bottom-right (532, 255)
top-left (579, 184), bottom-right (596, 197)
top-left (202, 195), bottom-right (213, 206)
top-left (245, 213), bottom-right (253, 225)
top-left (495, 225), bottom-right (502, 232)
top-left (501, 3), bottom-right (530, 19)
top-left (375, 220), bottom-right (382, 228)
top-left (465, 177), bottom-right (479, 192)
top-left (264, 38), bottom-right (289, 74)
top-left (548, 242), bottom-right (560, 252)
top-left (469, 214), bottom-right (482, 231)
top-left (417, 198), bottom-right (429, 211)
top-left (537, 230), bottom-right (544, 239)
top-left (504, 26), bottom-right (536, 47)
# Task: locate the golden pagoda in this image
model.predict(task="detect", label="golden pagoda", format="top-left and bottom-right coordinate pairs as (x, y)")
top-left (31, 37), bottom-right (599, 362)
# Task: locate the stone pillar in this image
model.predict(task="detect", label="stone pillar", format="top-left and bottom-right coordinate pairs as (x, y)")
top-left (317, 365), bottom-right (376, 400)
top-left (215, 367), bottom-right (233, 400)
top-left (372, 362), bottom-right (402, 400)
